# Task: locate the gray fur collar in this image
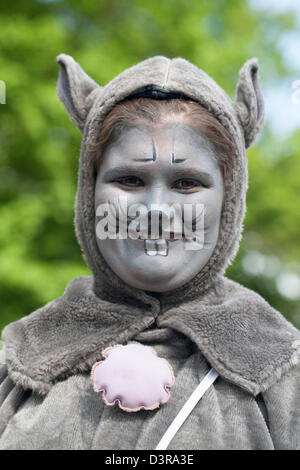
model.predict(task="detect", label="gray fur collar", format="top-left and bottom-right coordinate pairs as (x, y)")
top-left (2, 275), bottom-right (300, 397)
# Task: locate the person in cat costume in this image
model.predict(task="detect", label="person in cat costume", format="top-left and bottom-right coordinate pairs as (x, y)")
top-left (0, 54), bottom-right (299, 450)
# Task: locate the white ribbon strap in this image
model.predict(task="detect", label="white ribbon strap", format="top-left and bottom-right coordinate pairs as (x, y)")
top-left (155, 367), bottom-right (219, 450)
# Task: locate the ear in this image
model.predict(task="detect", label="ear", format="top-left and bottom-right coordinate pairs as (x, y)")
top-left (234, 58), bottom-right (265, 148)
top-left (56, 54), bottom-right (101, 131)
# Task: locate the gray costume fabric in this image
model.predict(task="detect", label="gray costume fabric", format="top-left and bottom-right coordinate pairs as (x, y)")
top-left (0, 55), bottom-right (299, 450)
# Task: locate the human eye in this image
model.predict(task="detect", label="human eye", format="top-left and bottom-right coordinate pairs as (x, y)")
top-left (172, 178), bottom-right (206, 193)
top-left (113, 175), bottom-right (144, 188)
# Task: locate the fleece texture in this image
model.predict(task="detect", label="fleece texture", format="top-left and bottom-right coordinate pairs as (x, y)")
top-left (0, 54), bottom-right (299, 450)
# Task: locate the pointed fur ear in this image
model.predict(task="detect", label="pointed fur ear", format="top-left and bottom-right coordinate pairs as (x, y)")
top-left (56, 54), bottom-right (101, 131)
top-left (234, 58), bottom-right (265, 148)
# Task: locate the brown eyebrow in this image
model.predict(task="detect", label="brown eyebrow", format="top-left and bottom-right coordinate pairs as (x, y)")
top-left (102, 165), bottom-right (151, 180)
top-left (169, 166), bottom-right (214, 182)
top-left (102, 164), bottom-right (214, 185)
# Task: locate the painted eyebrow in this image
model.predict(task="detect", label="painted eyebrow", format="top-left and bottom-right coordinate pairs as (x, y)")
top-left (131, 137), bottom-right (187, 163)
top-left (172, 153), bottom-right (186, 164)
top-left (172, 135), bottom-right (186, 163)
top-left (133, 138), bottom-right (157, 162)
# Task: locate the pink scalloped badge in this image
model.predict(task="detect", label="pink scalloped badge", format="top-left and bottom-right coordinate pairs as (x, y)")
top-left (91, 343), bottom-right (175, 412)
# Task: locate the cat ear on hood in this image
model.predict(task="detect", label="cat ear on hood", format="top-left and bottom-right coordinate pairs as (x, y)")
top-left (56, 53), bottom-right (101, 131)
top-left (234, 58), bottom-right (265, 148)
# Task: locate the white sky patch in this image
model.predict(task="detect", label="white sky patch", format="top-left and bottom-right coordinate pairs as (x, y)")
top-left (276, 271), bottom-right (300, 300)
top-left (242, 251), bottom-right (266, 276)
top-left (243, 252), bottom-right (300, 300)
top-left (242, 251), bottom-right (282, 278)
top-left (249, 0), bottom-right (300, 137)
top-left (264, 81), bottom-right (300, 136)
top-left (249, 0), bottom-right (300, 15)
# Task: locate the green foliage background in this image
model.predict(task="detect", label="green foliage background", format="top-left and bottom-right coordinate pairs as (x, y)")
top-left (0, 0), bottom-right (299, 333)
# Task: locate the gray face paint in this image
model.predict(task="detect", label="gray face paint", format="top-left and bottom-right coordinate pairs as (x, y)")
top-left (94, 121), bottom-right (224, 292)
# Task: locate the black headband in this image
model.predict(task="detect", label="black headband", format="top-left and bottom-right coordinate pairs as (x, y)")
top-left (123, 84), bottom-right (193, 101)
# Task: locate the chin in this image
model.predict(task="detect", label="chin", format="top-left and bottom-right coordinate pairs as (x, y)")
top-left (125, 266), bottom-right (194, 293)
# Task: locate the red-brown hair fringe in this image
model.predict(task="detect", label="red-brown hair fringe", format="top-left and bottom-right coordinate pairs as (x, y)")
top-left (94, 98), bottom-right (234, 180)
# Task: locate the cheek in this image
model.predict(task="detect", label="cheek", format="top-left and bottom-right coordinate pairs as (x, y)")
top-left (94, 181), bottom-right (126, 209)
top-left (204, 190), bottom-right (223, 227)
top-left (184, 188), bottom-right (223, 229)
top-left (95, 184), bottom-right (115, 206)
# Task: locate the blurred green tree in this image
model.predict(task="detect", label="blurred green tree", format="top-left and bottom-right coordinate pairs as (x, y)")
top-left (0, 0), bottom-right (299, 333)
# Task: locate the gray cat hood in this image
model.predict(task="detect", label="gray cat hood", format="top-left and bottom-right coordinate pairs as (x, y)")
top-left (56, 53), bottom-right (264, 302)
top-left (2, 54), bottom-right (300, 397)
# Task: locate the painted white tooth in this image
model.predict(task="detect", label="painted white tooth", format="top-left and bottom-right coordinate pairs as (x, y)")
top-left (156, 239), bottom-right (168, 256)
top-left (144, 239), bottom-right (157, 256)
